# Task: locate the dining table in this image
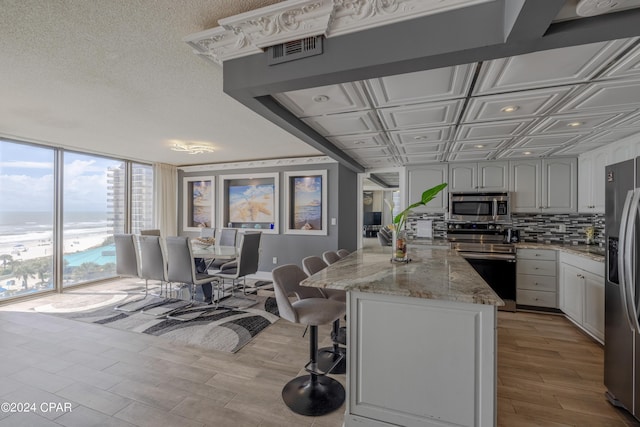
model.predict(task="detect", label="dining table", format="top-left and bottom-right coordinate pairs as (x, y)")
top-left (191, 244), bottom-right (238, 261)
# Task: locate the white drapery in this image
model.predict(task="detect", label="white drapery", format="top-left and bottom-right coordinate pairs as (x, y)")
top-left (152, 162), bottom-right (177, 237)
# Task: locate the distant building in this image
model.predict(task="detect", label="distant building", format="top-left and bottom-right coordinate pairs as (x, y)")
top-left (107, 164), bottom-right (154, 233)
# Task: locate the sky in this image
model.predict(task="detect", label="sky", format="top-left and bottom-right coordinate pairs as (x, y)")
top-left (0, 139), bottom-right (123, 212)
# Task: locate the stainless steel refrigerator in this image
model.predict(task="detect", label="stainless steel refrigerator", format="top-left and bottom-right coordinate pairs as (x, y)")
top-left (605, 158), bottom-right (640, 420)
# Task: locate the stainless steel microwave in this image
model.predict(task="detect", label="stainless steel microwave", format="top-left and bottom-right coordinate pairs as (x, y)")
top-left (449, 192), bottom-right (511, 222)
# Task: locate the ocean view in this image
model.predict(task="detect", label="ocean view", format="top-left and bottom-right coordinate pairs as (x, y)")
top-left (0, 211), bottom-right (112, 257)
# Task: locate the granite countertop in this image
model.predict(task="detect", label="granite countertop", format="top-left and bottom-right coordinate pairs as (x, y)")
top-left (300, 246), bottom-right (504, 306)
top-left (516, 242), bottom-right (605, 262)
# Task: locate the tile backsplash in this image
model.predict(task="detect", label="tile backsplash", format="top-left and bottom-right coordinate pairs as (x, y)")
top-left (405, 212), bottom-right (604, 246)
top-left (511, 213), bottom-right (604, 246)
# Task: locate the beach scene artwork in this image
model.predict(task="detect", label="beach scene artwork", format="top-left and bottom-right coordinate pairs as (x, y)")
top-left (228, 183), bottom-right (275, 223)
top-left (190, 180), bottom-right (213, 228)
top-left (291, 176), bottom-right (322, 230)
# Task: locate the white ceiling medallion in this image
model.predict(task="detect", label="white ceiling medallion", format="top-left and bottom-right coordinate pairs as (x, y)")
top-left (184, 0), bottom-right (491, 65)
top-left (218, 0), bottom-right (334, 49)
top-left (576, 0), bottom-right (640, 17)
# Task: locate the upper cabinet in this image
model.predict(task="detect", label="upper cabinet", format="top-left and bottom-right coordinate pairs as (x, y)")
top-left (509, 158), bottom-right (577, 213)
top-left (449, 161), bottom-right (508, 192)
top-left (407, 165), bottom-right (448, 213)
top-left (578, 150), bottom-right (609, 213)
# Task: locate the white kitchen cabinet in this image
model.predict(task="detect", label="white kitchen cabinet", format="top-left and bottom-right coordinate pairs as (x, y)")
top-left (449, 161), bottom-right (508, 192)
top-left (578, 150), bottom-right (608, 213)
top-left (517, 248), bottom-right (558, 308)
top-left (559, 252), bottom-right (605, 343)
top-left (583, 270), bottom-right (605, 342)
top-left (407, 165), bottom-right (448, 213)
top-left (509, 158), bottom-right (577, 213)
top-left (560, 263), bottom-right (584, 323)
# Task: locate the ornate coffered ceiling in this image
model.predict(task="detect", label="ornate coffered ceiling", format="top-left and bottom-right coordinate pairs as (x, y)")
top-left (273, 37), bottom-right (640, 167)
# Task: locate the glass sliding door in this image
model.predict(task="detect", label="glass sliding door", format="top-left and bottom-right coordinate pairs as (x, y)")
top-left (0, 139), bottom-right (55, 300)
top-left (130, 162), bottom-right (154, 234)
top-left (62, 152), bottom-right (125, 286)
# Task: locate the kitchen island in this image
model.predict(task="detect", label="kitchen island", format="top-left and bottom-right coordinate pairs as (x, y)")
top-left (301, 244), bottom-right (503, 427)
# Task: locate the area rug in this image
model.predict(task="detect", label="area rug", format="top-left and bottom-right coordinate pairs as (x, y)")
top-left (34, 280), bottom-right (280, 353)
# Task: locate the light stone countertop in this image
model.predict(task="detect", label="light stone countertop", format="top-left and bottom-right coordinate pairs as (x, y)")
top-left (301, 245), bottom-right (504, 306)
top-left (516, 242), bottom-right (605, 262)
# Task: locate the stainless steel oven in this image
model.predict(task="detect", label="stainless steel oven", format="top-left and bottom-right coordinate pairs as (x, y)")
top-left (448, 222), bottom-right (516, 311)
top-left (449, 192), bottom-right (511, 222)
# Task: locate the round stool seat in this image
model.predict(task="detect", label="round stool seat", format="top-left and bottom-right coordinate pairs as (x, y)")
top-left (291, 298), bottom-right (345, 325)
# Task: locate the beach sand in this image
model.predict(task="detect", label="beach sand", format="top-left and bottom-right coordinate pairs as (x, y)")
top-left (1, 231), bottom-right (111, 295)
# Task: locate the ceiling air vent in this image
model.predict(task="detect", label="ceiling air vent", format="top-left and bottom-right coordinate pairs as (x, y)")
top-left (267, 36), bottom-right (323, 65)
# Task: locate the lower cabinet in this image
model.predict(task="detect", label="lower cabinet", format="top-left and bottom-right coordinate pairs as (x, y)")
top-left (559, 252), bottom-right (605, 343)
top-left (516, 248), bottom-right (558, 308)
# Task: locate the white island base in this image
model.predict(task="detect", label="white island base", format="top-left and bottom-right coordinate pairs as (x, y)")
top-left (344, 291), bottom-right (497, 427)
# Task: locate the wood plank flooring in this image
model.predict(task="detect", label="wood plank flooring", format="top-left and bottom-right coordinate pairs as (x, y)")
top-left (0, 279), bottom-right (638, 426)
top-left (498, 311), bottom-right (639, 427)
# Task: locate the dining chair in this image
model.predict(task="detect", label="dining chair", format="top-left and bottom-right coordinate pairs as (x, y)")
top-left (116, 235), bottom-right (166, 312)
top-left (272, 264), bottom-right (346, 416)
top-left (114, 234), bottom-right (140, 278)
top-left (322, 251), bottom-right (341, 265)
top-left (164, 236), bottom-right (220, 320)
top-left (213, 232), bottom-right (261, 308)
top-left (140, 229), bottom-right (161, 236)
top-left (113, 234), bottom-right (143, 311)
top-left (208, 228), bottom-right (238, 270)
top-left (200, 227), bottom-right (215, 239)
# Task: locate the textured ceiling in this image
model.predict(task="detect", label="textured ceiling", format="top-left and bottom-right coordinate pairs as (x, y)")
top-left (0, 0), bottom-right (321, 166)
top-left (273, 36), bottom-right (640, 168)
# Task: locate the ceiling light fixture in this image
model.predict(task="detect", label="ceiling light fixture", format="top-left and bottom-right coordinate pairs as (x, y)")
top-left (312, 95), bottom-right (330, 103)
top-left (567, 121), bottom-right (583, 127)
top-left (523, 151), bottom-right (532, 155)
top-left (413, 135), bottom-right (429, 140)
top-left (500, 105), bottom-right (519, 113)
top-left (170, 141), bottom-right (215, 154)
top-left (475, 144), bottom-right (484, 148)
top-left (354, 140), bottom-right (365, 145)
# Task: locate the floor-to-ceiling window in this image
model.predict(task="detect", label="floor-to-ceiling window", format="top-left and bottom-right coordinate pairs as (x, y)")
top-left (62, 152), bottom-right (126, 286)
top-left (0, 139), bottom-right (153, 300)
top-left (0, 141), bottom-right (55, 299)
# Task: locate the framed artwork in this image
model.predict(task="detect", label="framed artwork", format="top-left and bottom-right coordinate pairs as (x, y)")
top-left (284, 170), bottom-right (327, 235)
top-left (219, 172), bottom-right (279, 234)
top-left (183, 176), bottom-right (215, 231)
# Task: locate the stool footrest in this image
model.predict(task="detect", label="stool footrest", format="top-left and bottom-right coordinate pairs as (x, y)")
top-left (305, 351), bottom-right (344, 376)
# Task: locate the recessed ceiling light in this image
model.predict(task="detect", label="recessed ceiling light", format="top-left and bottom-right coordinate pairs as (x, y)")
top-left (523, 151), bottom-right (532, 155)
top-left (312, 95), bottom-right (330, 103)
top-left (500, 105), bottom-right (519, 113)
top-left (567, 121), bottom-right (583, 127)
top-left (475, 144), bottom-right (484, 148)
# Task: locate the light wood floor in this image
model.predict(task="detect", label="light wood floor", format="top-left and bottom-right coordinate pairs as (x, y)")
top-left (0, 279), bottom-right (638, 426)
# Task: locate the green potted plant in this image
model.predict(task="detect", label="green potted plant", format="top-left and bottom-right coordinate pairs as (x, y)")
top-left (385, 183), bottom-right (447, 261)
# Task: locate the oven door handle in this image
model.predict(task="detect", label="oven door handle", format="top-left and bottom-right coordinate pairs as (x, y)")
top-left (493, 198), bottom-right (498, 222)
top-left (459, 252), bottom-right (516, 261)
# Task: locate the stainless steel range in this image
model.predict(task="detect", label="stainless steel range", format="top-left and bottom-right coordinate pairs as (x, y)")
top-left (447, 222), bottom-right (517, 311)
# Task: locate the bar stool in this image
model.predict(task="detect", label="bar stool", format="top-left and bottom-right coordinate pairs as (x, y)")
top-left (272, 264), bottom-right (346, 416)
top-left (302, 256), bottom-right (347, 375)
